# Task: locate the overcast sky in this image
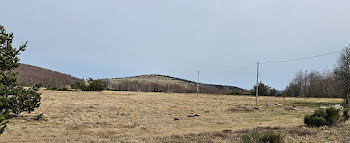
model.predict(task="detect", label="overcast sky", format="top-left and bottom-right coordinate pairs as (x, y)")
top-left (2, 0), bottom-right (350, 90)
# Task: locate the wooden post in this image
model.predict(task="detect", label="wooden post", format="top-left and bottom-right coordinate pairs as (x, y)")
top-left (256, 62), bottom-right (259, 105)
top-left (197, 70), bottom-right (200, 96)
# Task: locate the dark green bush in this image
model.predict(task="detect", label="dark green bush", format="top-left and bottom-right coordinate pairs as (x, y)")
top-left (325, 107), bottom-right (340, 126)
top-left (227, 91), bottom-right (243, 95)
top-left (46, 87), bottom-right (69, 91)
top-left (71, 82), bottom-right (86, 90)
top-left (304, 107), bottom-right (343, 127)
top-left (304, 115), bottom-right (327, 127)
top-left (261, 131), bottom-right (283, 143)
top-left (227, 90), bottom-right (253, 96)
top-left (33, 113), bottom-right (44, 121)
top-left (242, 132), bottom-right (260, 143)
top-left (71, 78), bottom-right (106, 91)
top-left (242, 131), bottom-right (283, 143)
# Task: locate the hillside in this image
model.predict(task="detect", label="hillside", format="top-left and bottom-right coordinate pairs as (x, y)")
top-left (101, 74), bottom-right (246, 94)
top-left (14, 64), bottom-right (83, 87)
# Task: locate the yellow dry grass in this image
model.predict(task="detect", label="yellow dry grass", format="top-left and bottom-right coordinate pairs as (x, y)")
top-left (0, 90), bottom-right (348, 143)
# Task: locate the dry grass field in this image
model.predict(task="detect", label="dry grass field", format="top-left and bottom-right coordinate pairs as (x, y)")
top-left (0, 90), bottom-right (349, 143)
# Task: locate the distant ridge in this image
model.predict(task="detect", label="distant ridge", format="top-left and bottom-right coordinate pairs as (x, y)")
top-left (101, 74), bottom-right (246, 94)
top-left (14, 64), bottom-right (83, 87)
top-left (12, 64), bottom-right (246, 94)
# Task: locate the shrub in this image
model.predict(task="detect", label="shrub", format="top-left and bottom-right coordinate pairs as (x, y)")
top-left (46, 87), bottom-right (57, 91)
top-left (33, 113), bottom-right (44, 121)
top-left (226, 91), bottom-right (242, 95)
top-left (325, 107), bottom-right (340, 126)
top-left (71, 82), bottom-right (86, 90)
top-left (304, 107), bottom-right (345, 127)
top-left (304, 115), bottom-right (327, 127)
top-left (242, 132), bottom-right (260, 143)
top-left (261, 131), bottom-right (283, 143)
top-left (71, 78), bottom-right (107, 91)
top-left (46, 87), bottom-right (69, 91)
top-left (242, 131), bottom-right (283, 143)
top-left (343, 109), bottom-right (349, 121)
top-left (0, 115), bottom-right (8, 134)
top-left (227, 90), bottom-right (253, 96)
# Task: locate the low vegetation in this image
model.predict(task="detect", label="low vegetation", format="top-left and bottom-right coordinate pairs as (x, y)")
top-left (71, 78), bottom-right (107, 91)
top-left (292, 101), bottom-right (342, 107)
top-left (304, 107), bottom-right (349, 127)
top-left (242, 131), bottom-right (283, 143)
top-left (46, 87), bottom-right (70, 91)
top-left (0, 116), bottom-right (8, 134)
top-left (33, 113), bottom-right (44, 121)
top-left (226, 90), bottom-right (252, 96)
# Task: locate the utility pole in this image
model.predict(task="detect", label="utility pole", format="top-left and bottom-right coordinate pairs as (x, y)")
top-left (167, 83), bottom-right (170, 93)
top-left (197, 70), bottom-right (200, 96)
top-left (256, 61), bottom-right (259, 105)
top-left (149, 82), bottom-right (152, 92)
top-left (166, 74), bottom-right (170, 93)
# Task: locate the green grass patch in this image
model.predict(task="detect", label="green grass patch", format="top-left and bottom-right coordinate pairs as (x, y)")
top-left (292, 101), bottom-right (342, 107)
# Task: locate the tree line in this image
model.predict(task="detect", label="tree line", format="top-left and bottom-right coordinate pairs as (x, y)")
top-left (284, 70), bottom-right (341, 98)
top-left (247, 45), bottom-right (350, 105)
top-left (283, 45), bottom-right (350, 104)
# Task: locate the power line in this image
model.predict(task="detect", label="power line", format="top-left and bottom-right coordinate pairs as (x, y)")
top-left (260, 50), bottom-right (341, 65)
top-left (255, 49), bottom-right (341, 105)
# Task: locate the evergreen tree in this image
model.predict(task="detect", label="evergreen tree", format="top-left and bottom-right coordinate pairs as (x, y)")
top-left (252, 82), bottom-right (271, 96)
top-left (86, 78), bottom-right (107, 91)
top-left (0, 25), bottom-right (42, 134)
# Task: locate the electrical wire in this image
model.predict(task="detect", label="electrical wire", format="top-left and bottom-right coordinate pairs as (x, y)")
top-left (260, 50), bottom-right (341, 65)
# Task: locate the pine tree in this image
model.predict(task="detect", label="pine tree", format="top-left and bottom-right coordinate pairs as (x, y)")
top-left (0, 25), bottom-right (42, 134)
top-left (252, 82), bottom-right (271, 96)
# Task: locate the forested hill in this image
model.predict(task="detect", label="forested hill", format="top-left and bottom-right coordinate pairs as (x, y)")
top-left (101, 74), bottom-right (247, 95)
top-left (14, 64), bottom-right (83, 87)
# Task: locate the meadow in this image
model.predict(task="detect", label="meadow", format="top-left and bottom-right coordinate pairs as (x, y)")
top-left (1, 90), bottom-right (349, 143)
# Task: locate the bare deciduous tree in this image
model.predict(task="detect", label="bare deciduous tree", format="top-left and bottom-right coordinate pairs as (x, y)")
top-left (334, 45), bottom-right (350, 105)
top-left (284, 70), bottom-right (341, 98)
